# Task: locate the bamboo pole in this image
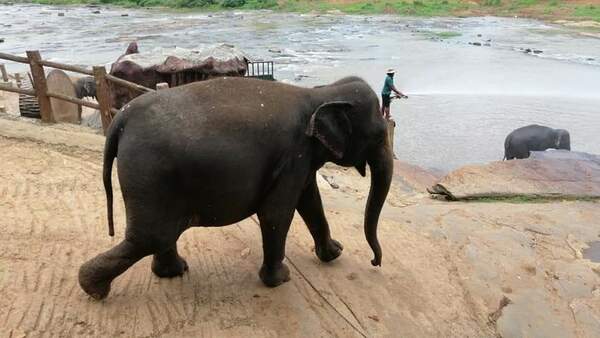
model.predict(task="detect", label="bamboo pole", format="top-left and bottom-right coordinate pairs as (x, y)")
top-left (387, 119), bottom-right (396, 158)
top-left (46, 91), bottom-right (101, 110)
top-left (14, 73), bottom-right (21, 88)
top-left (26, 51), bottom-right (53, 123)
top-left (0, 64), bottom-right (8, 82)
top-left (93, 66), bottom-right (113, 135)
top-left (38, 59), bottom-right (94, 76)
top-left (105, 73), bottom-right (155, 93)
top-left (0, 83), bottom-right (36, 96)
top-left (0, 52), bottom-right (29, 64)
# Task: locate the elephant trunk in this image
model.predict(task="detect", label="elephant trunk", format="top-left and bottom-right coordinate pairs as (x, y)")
top-left (364, 140), bottom-right (393, 266)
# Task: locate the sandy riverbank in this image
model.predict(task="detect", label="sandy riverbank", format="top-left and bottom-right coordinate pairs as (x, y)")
top-left (0, 114), bottom-right (598, 337)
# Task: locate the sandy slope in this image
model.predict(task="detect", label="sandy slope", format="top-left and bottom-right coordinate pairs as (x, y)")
top-left (0, 115), bottom-right (598, 337)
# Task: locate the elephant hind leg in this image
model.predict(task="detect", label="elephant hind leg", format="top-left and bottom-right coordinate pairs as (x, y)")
top-left (79, 193), bottom-right (190, 299)
top-left (79, 239), bottom-right (151, 300)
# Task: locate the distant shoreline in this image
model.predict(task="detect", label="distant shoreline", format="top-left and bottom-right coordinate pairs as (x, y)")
top-left (13, 0), bottom-right (600, 23)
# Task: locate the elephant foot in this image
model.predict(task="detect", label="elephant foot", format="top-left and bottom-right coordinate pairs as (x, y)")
top-left (316, 238), bottom-right (344, 262)
top-left (259, 262), bottom-right (290, 287)
top-left (79, 260), bottom-right (112, 300)
top-left (152, 254), bottom-right (189, 278)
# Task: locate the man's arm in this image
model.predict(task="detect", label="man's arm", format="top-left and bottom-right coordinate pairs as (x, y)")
top-left (391, 84), bottom-right (406, 97)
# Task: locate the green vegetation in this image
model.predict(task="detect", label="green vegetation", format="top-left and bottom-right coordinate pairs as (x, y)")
top-left (463, 195), bottom-right (600, 203)
top-left (434, 31), bottom-right (462, 38)
top-left (24, 0), bottom-right (600, 21)
top-left (574, 4), bottom-right (600, 22)
top-left (32, 0), bottom-right (277, 9)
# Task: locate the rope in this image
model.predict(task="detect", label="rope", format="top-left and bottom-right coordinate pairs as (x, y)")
top-left (249, 216), bottom-right (368, 338)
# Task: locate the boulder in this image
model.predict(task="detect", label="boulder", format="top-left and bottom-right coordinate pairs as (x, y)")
top-left (428, 151), bottom-right (600, 200)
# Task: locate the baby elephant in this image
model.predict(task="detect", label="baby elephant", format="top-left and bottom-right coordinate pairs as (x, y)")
top-left (504, 124), bottom-right (571, 160)
top-left (74, 76), bottom-right (97, 100)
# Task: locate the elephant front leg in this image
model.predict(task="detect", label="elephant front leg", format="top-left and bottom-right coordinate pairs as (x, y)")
top-left (297, 174), bottom-right (343, 263)
top-left (257, 208), bottom-right (294, 287)
top-left (152, 245), bottom-right (189, 278)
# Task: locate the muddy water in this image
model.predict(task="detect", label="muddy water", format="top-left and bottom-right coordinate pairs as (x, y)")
top-left (2, 4), bottom-right (600, 171)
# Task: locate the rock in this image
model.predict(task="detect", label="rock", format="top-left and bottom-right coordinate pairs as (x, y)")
top-left (0, 38), bottom-right (4, 43)
top-left (121, 13), bottom-right (129, 17)
top-left (268, 48), bottom-right (282, 54)
top-left (58, 12), bottom-right (65, 16)
top-left (477, 34), bottom-right (482, 37)
top-left (533, 50), bottom-right (543, 54)
top-left (484, 43), bottom-right (491, 47)
top-left (240, 247), bottom-right (250, 258)
top-left (294, 74), bottom-right (310, 82)
top-left (368, 315), bottom-right (380, 322)
top-left (587, 57), bottom-right (595, 61)
top-left (92, 10), bottom-right (101, 14)
top-left (524, 48), bottom-right (532, 53)
top-left (471, 42), bottom-right (482, 46)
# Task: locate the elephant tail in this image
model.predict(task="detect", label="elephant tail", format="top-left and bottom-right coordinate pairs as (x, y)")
top-left (103, 113), bottom-right (123, 237)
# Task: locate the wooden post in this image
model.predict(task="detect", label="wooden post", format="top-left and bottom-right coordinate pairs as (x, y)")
top-left (93, 66), bottom-right (113, 135)
top-left (387, 119), bottom-right (396, 159)
top-left (26, 51), bottom-right (53, 122)
top-left (0, 64), bottom-right (8, 82)
top-left (14, 73), bottom-right (21, 88)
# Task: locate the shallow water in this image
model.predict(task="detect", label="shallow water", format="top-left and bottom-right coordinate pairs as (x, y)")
top-left (1, 4), bottom-right (600, 171)
top-left (583, 241), bottom-right (600, 263)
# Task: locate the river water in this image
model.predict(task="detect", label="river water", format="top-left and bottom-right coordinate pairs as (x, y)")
top-left (2, 4), bottom-right (600, 171)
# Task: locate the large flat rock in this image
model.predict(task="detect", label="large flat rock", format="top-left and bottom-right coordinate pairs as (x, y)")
top-left (429, 151), bottom-right (600, 200)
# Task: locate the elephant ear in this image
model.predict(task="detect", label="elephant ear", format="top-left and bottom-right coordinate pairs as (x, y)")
top-left (306, 101), bottom-right (353, 159)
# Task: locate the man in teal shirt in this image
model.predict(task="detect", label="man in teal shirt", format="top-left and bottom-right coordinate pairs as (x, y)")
top-left (381, 68), bottom-right (406, 119)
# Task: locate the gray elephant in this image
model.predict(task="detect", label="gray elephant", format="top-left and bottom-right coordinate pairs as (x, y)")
top-left (504, 124), bottom-right (571, 160)
top-left (74, 76), bottom-right (97, 100)
top-left (79, 76), bottom-right (393, 300)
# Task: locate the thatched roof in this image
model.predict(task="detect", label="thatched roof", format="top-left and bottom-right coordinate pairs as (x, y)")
top-left (117, 44), bottom-right (249, 76)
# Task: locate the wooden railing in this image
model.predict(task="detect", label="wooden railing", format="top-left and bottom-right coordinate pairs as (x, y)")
top-left (0, 50), bottom-right (154, 135)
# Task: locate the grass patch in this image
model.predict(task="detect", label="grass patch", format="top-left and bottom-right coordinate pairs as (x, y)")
top-left (462, 195), bottom-right (600, 203)
top-left (23, 0), bottom-right (600, 21)
top-left (574, 5), bottom-right (600, 22)
top-left (434, 31), bottom-right (462, 38)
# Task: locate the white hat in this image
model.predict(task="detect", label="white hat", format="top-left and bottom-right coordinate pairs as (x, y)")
top-left (386, 68), bottom-right (395, 74)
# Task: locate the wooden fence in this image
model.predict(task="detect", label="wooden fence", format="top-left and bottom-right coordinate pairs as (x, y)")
top-left (0, 50), bottom-right (154, 135)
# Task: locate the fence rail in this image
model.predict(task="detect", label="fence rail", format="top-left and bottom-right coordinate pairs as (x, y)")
top-left (0, 50), bottom-right (154, 135)
top-left (0, 82), bottom-right (36, 96)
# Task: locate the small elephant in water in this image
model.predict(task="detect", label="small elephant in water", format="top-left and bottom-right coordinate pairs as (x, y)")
top-left (79, 76), bottom-right (393, 300)
top-left (74, 76), bottom-right (97, 100)
top-left (504, 124), bottom-right (571, 160)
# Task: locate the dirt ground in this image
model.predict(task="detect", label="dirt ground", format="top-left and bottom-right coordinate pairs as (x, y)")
top-left (0, 115), bottom-right (599, 338)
